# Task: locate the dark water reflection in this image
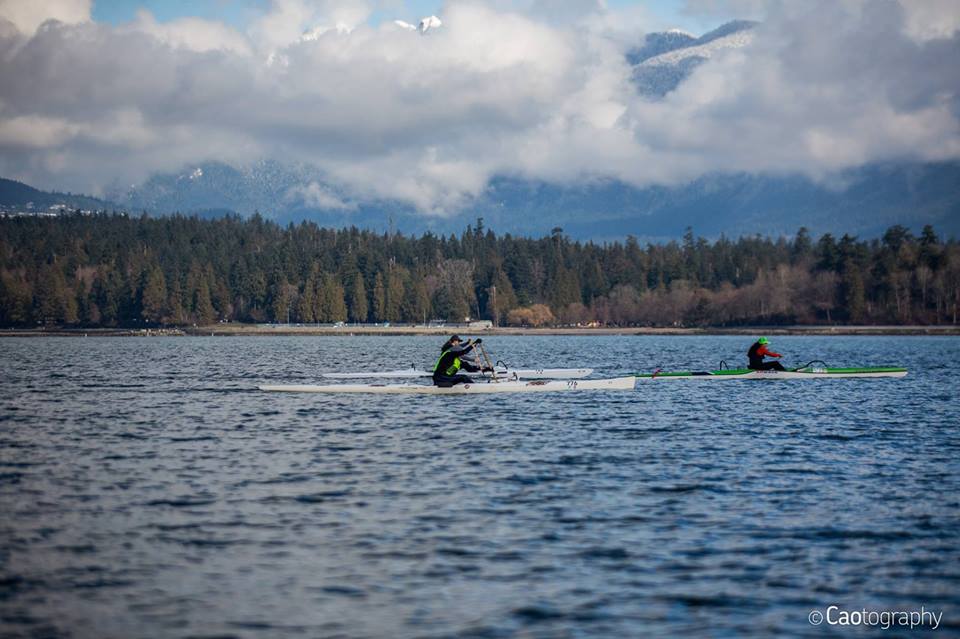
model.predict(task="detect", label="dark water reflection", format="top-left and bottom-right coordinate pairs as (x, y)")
top-left (1, 335), bottom-right (958, 637)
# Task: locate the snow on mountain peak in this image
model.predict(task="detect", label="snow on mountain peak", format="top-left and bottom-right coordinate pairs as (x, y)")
top-left (418, 16), bottom-right (442, 34)
top-left (301, 22), bottom-right (353, 41)
top-left (393, 20), bottom-right (416, 31)
top-left (629, 21), bottom-right (757, 97)
top-left (639, 29), bottom-right (754, 67)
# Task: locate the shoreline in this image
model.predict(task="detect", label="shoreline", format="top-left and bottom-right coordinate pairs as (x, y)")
top-left (2, 324), bottom-right (959, 337)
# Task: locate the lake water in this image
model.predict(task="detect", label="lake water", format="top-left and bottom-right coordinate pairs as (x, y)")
top-left (1, 335), bottom-right (958, 638)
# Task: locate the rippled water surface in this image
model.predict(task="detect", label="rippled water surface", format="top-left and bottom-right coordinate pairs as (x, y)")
top-left (2, 335), bottom-right (959, 638)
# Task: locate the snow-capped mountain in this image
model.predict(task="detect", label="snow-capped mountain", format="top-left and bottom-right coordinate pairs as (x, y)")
top-left (629, 20), bottom-right (757, 97)
top-left (418, 16), bottom-right (442, 34)
top-left (107, 160), bottom-right (352, 217)
top-left (301, 23), bottom-right (354, 40)
top-left (392, 15), bottom-right (441, 34)
top-left (626, 29), bottom-right (696, 65)
top-left (103, 158), bottom-right (960, 241)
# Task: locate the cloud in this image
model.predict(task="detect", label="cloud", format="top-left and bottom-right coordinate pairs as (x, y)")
top-left (0, 114), bottom-right (82, 148)
top-left (899, 0), bottom-right (960, 41)
top-left (250, 0), bottom-right (372, 52)
top-left (125, 10), bottom-right (253, 55)
top-left (0, 0), bottom-right (957, 213)
top-left (0, 0), bottom-right (89, 35)
top-left (285, 181), bottom-right (355, 210)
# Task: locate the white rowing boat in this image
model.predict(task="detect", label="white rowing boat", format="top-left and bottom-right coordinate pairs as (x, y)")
top-left (259, 376), bottom-right (636, 394)
top-left (320, 367), bottom-right (593, 380)
top-left (635, 366), bottom-right (907, 380)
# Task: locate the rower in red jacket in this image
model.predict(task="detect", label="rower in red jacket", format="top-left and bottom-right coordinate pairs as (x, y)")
top-left (748, 337), bottom-right (786, 371)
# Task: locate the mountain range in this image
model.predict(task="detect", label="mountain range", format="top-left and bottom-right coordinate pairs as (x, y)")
top-left (6, 158), bottom-right (957, 241)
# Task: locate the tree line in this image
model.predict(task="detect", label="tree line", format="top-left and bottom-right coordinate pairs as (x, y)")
top-left (1, 213), bottom-right (958, 328)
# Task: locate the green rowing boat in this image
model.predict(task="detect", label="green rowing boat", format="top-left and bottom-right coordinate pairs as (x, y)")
top-left (636, 365), bottom-right (907, 380)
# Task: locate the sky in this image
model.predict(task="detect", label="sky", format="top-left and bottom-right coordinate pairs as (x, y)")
top-left (87, 0), bottom-right (729, 35)
top-left (0, 0), bottom-right (958, 214)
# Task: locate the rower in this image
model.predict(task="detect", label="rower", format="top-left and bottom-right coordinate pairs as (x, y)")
top-left (747, 337), bottom-right (786, 371)
top-left (432, 335), bottom-right (490, 387)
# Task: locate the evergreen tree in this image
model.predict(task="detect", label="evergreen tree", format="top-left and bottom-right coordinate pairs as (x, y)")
top-left (385, 268), bottom-right (405, 322)
top-left (816, 234), bottom-right (839, 271)
top-left (167, 272), bottom-right (186, 325)
top-left (433, 285), bottom-right (470, 322)
top-left (371, 272), bottom-right (386, 322)
top-left (141, 265), bottom-right (168, 324)
top-left (840, 259), bottom-right (866, 322)
top-left (270, 278), bottom-right (294, 324)
top-left (792, 227), bottom-right (813, 263)
top-left (93, 266), bottom-right (121, 326)
top-left (0, 273), bottom-right (32, 325)
top-left (319, 273), bottom-right (347, 322)
top-left (486, 270), bottom-right (517, 325)
top-left (81, 287), bottom-right (101, 326)
top-left (298, 266), bottom-right (320, 323)
top-left (401, 276), bottom-right (431, 324)
top-left (348, 274), bottom-right (368, 323)
top-left (193, 277), bottom-right (216, 325)
top-left (549, 265), bottom-right (582, 312)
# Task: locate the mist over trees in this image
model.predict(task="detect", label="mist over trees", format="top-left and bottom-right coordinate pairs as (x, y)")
top-left (1, 214), bottom-right (958, 328)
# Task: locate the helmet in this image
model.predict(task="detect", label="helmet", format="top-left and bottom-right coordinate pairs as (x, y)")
top-left (758, 337), bottom-right (769, 345)
top-left (441, 335), bottom-right (462, 351)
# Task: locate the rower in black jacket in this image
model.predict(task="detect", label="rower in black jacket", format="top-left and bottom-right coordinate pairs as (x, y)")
top-left (432, 335), bottom-right (490, 387)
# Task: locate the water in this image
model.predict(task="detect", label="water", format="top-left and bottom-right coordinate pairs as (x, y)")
top-left (1, 335), bottom-right (958, 638)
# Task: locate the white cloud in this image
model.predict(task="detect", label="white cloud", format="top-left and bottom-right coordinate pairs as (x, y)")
top-left (0, 0), bottom-right (89, 35)
top-left (250, 0), bottom-right (372, 53)
top-left (900, 0), bottom-right (960, 41)
top-left (0, 0), bottom-right (957, 214)
top-left (0, 114), bottom-right (82, 148)
top-left (285, 181), bottom-right (355, 210)
top-left (125, 10), bottom-right (252, 55)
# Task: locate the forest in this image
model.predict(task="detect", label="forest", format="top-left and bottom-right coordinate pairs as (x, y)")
top-left (0, 212), bottom-right (958, 328)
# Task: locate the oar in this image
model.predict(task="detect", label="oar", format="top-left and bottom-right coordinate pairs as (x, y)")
top-left (462, 340), bottom-right (483, 379)
top-left (792, 360), bottom-right (828, 372)
top-left (478, 342), bottom-right (498, 381)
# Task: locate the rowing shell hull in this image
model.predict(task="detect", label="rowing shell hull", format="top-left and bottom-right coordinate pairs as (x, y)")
top-left (259, 376), bottom-right (636, 394)
top-left (636, 367), bottom-right (907, 380)
top-left (321, 367), bottom-right (593, 380)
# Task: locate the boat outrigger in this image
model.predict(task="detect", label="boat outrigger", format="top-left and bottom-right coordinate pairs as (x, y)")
top-left (636, 361), bottom-right (907, 380)
top-left (321, 366), bottom-right (593, 380)
top-left (259, 376), bottom-right (636, 394)
top-left (266, 338), bottom-right (615, 393)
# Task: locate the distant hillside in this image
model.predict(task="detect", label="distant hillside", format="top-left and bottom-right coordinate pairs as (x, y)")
top-left (8, 158), bottom-right (958, 242)
top-left (104, 160), bottom-right (321, 218)
top-left (268, 162), bottom-right (960, 241)
top-left (0, 177), bottom-right (118, 213)
top-left (467, 162), bottom-right (960, 241)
